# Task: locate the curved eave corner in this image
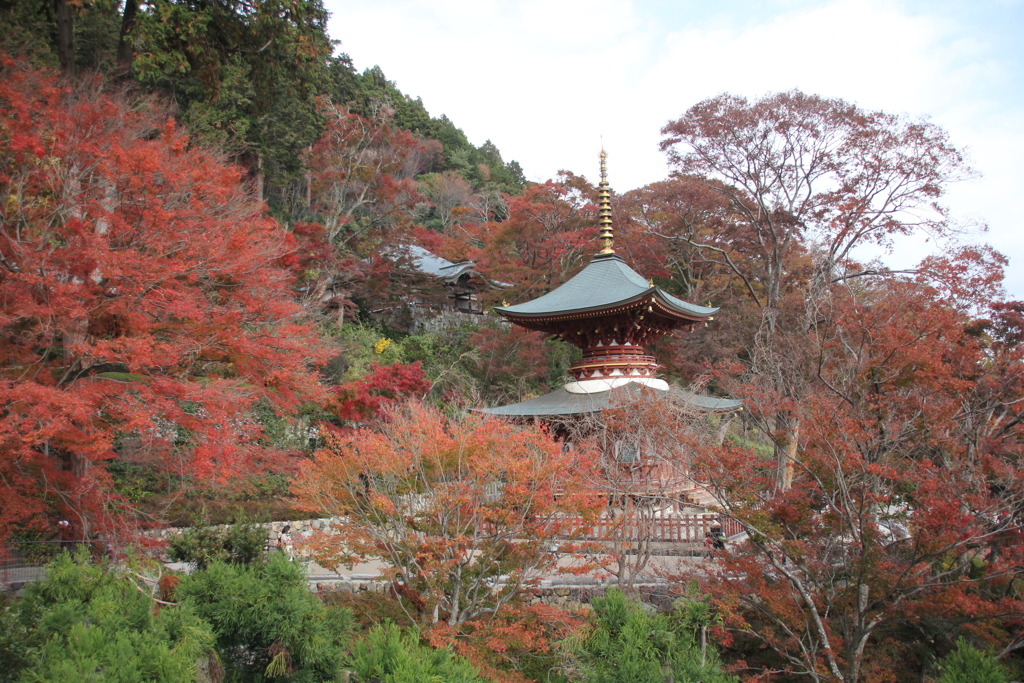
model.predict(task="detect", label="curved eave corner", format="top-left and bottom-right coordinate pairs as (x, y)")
top-left (650, 289), bottom-right (718, 321)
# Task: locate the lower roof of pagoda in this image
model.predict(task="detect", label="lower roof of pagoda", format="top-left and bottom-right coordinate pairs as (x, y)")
top-left (477, 382), bottom-right (743, 418)
top-left (494, 254), bottom-right (716, 326)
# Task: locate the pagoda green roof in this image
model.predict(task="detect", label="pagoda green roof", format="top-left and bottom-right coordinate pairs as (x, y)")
top-left (477, 383), bottom-right (743, 418)
top-left (494, 254), bottom-right (716, 320)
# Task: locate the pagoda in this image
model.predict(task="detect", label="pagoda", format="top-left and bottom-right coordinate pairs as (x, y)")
top-left (481, 151), bottom-right (741, 419)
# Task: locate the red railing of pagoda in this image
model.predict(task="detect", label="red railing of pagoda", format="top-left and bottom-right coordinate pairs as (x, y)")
top-left (579, 346), bottom-right (656, 362)
top-left (570, 344), bottom-right (659, 380)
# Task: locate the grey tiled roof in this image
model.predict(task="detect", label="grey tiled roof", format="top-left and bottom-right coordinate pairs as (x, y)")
top-left (477, 384), bottom-right (743, 417)
top-left (401, 245), bottom-right (476, 283)
top-left (494, 254), bottom-right (717, 319)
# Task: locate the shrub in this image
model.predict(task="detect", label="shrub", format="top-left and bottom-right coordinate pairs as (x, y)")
top-left (569, 588), bottom-right (736, 683)
top-left (168, 518), bottom-right (267, 570)
top-left (175, 552), bottom-right (353, 682)
top-left (939, 638), bottom-right (1008, 683)
top-left (346, 622), bottom-right (483, 683)
top-left (1, 552), bottom-right (215, 683)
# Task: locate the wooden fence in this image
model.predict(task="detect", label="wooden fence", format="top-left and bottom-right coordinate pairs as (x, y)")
top-left (558, 514), bottom-right (744, 543)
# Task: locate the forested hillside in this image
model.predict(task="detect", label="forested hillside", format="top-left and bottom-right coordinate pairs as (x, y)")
top-left (2, 1), bottom-right (1024, 681)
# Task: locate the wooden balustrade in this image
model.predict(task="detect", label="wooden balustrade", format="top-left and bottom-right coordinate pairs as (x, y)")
top-left (545, 514), bottom-right (743, 542)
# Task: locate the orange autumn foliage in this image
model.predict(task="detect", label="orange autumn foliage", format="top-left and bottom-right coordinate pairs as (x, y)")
top-left (691, 277), bottom-right (1024, 682)
top-left (0, 58), bottom-right (325, 541)
top-left (293, 401), bottom-right (602, 679)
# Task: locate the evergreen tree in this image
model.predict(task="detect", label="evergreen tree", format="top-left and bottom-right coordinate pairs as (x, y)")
top-left (175, 552), bottom-right (353, 682)
top-left (570, 588), bottom-right (735, 683)
top-left (0, 552), bottom-right (216, 683)
top-left (346, 622), bottom-right (484, 683)
top-left (939, 638), bottom-right (1009, 683)
top-left (168, 517), bottom-right (268, 570)
top-left (130, 0), bottom-right (335, 208)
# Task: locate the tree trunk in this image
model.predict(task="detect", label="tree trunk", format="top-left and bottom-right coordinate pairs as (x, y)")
top-left (304, 146), bottom-right (313, 209)
top-left (776, 414), bottom-right (800, 490)
top-left (255, 154), bottom-right (265, 200)
top-left (844, 583), bottom-right (872, 683)
top-left (54, 0), bottom-right (75, 75)
top-left (91, 176), bottom-right (116, 283)
top-left (116, 0), bottom-right (139, 72)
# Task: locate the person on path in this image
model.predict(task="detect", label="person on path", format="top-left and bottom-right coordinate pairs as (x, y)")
top-left (279, 524), bottom-right (294, 560)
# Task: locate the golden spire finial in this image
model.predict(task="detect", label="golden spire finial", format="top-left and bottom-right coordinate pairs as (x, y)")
top-left (597, 148), bottom-right (614, 254)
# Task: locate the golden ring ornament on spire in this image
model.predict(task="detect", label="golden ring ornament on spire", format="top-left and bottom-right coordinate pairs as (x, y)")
top-left (597, 149), bottom-right (614, 254)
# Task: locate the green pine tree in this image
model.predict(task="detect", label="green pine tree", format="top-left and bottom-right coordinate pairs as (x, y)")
top-left (569, 588), bottom-right (736, 683)
top-left (346, 622), bottom-right (484, 683)
top-left (174, 552), bottom-right (353, 682)
top-left (938, 638), bottom-right (1009, 683)
top-left (1, 551), bottom-right (215, 683)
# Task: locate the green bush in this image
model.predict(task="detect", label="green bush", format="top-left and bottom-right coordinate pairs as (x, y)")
top-left (0, 595), bottom-right (37, 683)
top-left (939, 638), bottom-right (1009, 683)
top-left (327, 322), bottom-right (407, 382)
top-left (346, 622), bottom-right (483, 683)
top-left (569, 588), bottom-right (736, 683)
top-left (1, 552), bottom-right (215, 683)
top-left (168, 519), bottom-right (266, 570)
top-left (107, 460), bottom-right (170, 503)
top-left (175, 553), bottom-right (353, 682)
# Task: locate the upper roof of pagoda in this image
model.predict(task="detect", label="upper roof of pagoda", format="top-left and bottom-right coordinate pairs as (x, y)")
top-left (495, 149), bottom-right (714, 327)
top-left (494, 253), bottom-right (717, 323)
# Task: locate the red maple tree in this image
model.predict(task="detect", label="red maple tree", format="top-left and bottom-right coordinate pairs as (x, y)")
top-left (471, 177), bottom-right (594, 306)
top-left (328, 361), bottom-right (432, 424)
top-left (691, 275), bottom-right (1024, 682)
top-left (305, 100), bottom-right (426, 251)
top-left (293, 401), bottom-right (602, 681)
top-left (0, 58), bottom-right (325, 542)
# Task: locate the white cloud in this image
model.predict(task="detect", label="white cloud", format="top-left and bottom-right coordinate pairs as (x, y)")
top-left (326, 0), bottom-right (1024, 296)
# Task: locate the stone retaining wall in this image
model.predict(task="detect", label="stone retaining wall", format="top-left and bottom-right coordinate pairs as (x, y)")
top-left (310, 575), bottom-right (675, 613)
top-left (149, 518), bottom-right (345, 560)
top-left (151, 519), bottom-right (710, 561)
top-left (528, 583), bottom-right (675, 612)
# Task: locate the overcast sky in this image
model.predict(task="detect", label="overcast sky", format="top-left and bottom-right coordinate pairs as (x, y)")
top-left (322, 0), bottom-right (1024, 298)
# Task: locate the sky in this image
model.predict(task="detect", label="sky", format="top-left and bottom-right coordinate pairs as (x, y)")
top-left (322, 0), bottom-right (1024, 297)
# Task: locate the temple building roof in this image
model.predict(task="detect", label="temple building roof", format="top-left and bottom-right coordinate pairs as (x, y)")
top-left (392, 244), bottom-right (478, 284)
top-left (478, 383), bottom-right (742, 417)
top-left (480, 148), bottom-right (740, 416)
top-left (494, 253), bottom-right (716, 322)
